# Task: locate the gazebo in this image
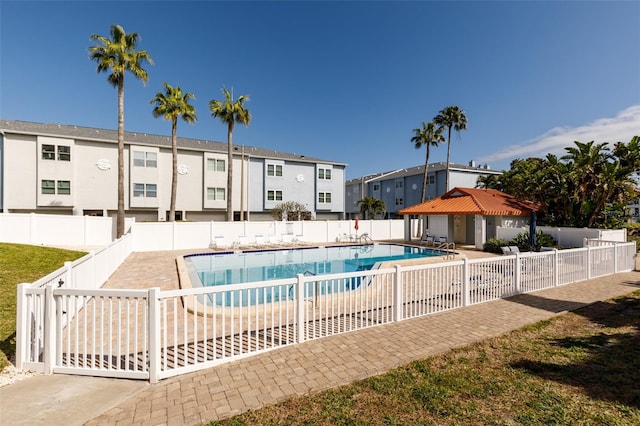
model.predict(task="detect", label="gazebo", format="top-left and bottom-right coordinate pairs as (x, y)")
top-left (398, 187), bottom-right (540, 249)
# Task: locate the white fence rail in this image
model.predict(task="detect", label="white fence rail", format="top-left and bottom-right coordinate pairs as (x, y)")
top-left (16, 241), bottom-right (636, 382)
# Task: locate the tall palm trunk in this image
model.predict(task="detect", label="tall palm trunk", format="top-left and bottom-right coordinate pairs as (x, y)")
top-left (169, 118), bottom-right (178, 222)
top-left (116, 75), bottom-right (125, 238)
top-left (226, 124), bottom-right (234, 222)
top-left (445, 126), bottom-right (452, 191)
top-left (418, 145), bottom-right (431, 237)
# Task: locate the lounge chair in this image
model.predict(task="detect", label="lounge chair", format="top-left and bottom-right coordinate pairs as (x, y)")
top-left (213, 235), bottom-right (231, 250)
top-left (420, 235), bottom-right (434, 247)
top-left (434, 236), bottom-right (447, 245)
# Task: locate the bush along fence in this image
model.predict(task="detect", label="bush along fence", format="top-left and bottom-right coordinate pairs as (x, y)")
top-left (15, 241), bottom-right (636, 383)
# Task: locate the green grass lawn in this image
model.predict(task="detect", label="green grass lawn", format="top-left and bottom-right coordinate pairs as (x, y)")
top-left (211, 290), bottom-right (640, 425)
top-left (0, 243), bottom-right (86, 370)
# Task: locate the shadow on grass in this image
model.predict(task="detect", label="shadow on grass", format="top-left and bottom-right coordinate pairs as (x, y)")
top-left (511, 295), bottom-right (640, 409)
top-left (0, 331), bottom-right (16, 365)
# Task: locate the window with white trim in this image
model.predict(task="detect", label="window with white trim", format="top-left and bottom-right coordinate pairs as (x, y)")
top-left (318, 192), bottom-right (332, 203)
top-left (206, 187), bottom-right (226, 201)
top-left (267, 164), bottom-right (283, 177)
top-left (373, 183), bottom-right (380, 191)
top-left (395, 198), bottom-right (403, 206)
top-left (428, 175), bottom-right (435, 184)
top-left (318, 168), bottom-right (332, 180)
top-left (133, 151), bottom-right (157, 168)
top-left (267, 190), bottom-right (283, 201)
top-left (395, 181), bottom-right (403, 189)
top-left (207, 158), bottom-right (226, 172)
top-left (133, 183), bottom-right (157, 198)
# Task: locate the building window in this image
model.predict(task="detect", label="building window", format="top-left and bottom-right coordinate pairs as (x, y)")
top-left (207, 158), bottom-right (225, 172)
top-left (319, 192), bottom-right (332, 203)
top-left (41, 180), bottom-right (55, 194)
top-left (133, 183), bottom-right (157, 198)
top-left (395, 198), bottom-right (403, 206)
top-left (395, 181), bottom-right (403, 189)
top-left (267, 164), bottom-right (283, 177)
top-left (57, 145), bottom-right (71, 161)
top-left (207, 187), bottom-right (225, 201)
top-left (41, 180), bottom-right (70, 195)
top-left (42, 145), bottom-right (55, 160)
top-left (57, 180), bottom-right (71, 195)
top-left (318, 168), bottom-right (332, 180)
top-left (428, 175), bottom-right (435, 185)
top-left (133, 151), bottom-right (157, 168)
top-left (267, 190), bottom-right (283, 201)
top-left (373, 183), bottom-right (380, 191)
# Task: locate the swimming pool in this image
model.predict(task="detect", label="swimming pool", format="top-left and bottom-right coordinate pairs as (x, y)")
top-left (185, 243), bottom-right (442, 287)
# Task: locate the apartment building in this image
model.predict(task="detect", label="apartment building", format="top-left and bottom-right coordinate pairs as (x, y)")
top-left (0, 120), bottom-right (346, 221)
top-left (345, 162), bottom-right (502, 219)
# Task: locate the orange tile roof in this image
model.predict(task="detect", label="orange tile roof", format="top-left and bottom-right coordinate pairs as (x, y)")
top-left (398, 187), bottom-right (540, 216)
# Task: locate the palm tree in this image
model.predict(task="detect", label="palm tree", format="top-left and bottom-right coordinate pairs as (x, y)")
top-left (357, 196), bottom-right (386, 220)
top-left (90, 24), bottom-right (153, 238)
top-left (411, 121), bottom-right (443, 236)
top-left (209, 87), bottom-right (251, 221)
top-left (150, 82), bottom-right (197, 222)
top-left (411, 122), bottom-right (444, 204)
top-left (434, 106), bottom-right (468, 191)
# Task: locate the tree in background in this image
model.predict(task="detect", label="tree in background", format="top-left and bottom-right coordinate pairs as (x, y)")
top-left (270, 201), bottom-right (311, 221)
top-left (150, 82), bottom-right (197, 222)
top-left (477, 137), bottom-right (640, 228)
top-left (358, 196), bottom-right (386, 220)
top-left (90, 24), bottom-right (153, 237)
top-left (411, 121), bottom-right (444, 236)
top-left (209, 87), bottom-right (251, 222)
top-left (434, 106), bottom-right (468, 191)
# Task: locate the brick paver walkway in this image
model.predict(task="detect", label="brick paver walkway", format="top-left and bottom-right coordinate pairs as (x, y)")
top-left (80, 248), bottom-right (639, 425)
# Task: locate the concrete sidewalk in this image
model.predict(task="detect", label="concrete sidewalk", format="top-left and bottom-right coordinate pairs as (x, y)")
top-left (1, 271), bottom-right (638, 426)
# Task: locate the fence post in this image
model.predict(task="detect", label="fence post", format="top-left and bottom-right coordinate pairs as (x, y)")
top-left (296, 274), bottom-right (305, 343)
top-left (148, 287), bottom-right (160, 384)
top-left (43, 284), bottom-right (55, 375)
top-left (393, 265), bottom-right (403, 322)
top-left (553, 249), bottom-right (559, 287)
top-left (613, 243), bottom-right (618, 273)
top-left (63, 261), bottom-right (73, 289)
top-left (587, 246), bottom-right (592, 280)
top-left (462, 258), bottom-right (470, 307)
top-left (15, 283), bottom-right (29, 370)
top-left (514, 253), bottom-right (521, 294)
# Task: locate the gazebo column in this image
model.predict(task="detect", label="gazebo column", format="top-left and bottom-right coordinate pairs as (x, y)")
top-left (403, 214), bottom-right (411, 242)
top-left (474, 214), bottom-right (486, 250)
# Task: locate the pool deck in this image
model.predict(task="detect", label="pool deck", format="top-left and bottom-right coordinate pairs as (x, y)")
top-left (1, 243), bottom-right (638, 425)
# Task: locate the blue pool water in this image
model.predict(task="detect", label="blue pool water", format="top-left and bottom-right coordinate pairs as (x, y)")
top-left (185, 244), bottom-right (440, 288)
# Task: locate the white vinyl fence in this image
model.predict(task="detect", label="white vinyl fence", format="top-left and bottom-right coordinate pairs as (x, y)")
top-left (16, 241), bottom-right (636, 382)
top-left (130, 219), bottom-right (411, 251)
top-left (497, 226), bottom-right (627, 248)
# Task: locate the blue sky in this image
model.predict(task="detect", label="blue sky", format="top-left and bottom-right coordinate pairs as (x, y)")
top-left (1, 1), bottom-right (639, 180)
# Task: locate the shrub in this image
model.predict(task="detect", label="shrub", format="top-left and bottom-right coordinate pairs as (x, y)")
top-left (483, 238), bottom-right (510, 254)
top-left (510, 231), bottom-right (557, 252)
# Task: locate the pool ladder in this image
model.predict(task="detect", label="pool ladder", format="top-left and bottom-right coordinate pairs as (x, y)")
top-left (289, 270), bottom-right (319, 304)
